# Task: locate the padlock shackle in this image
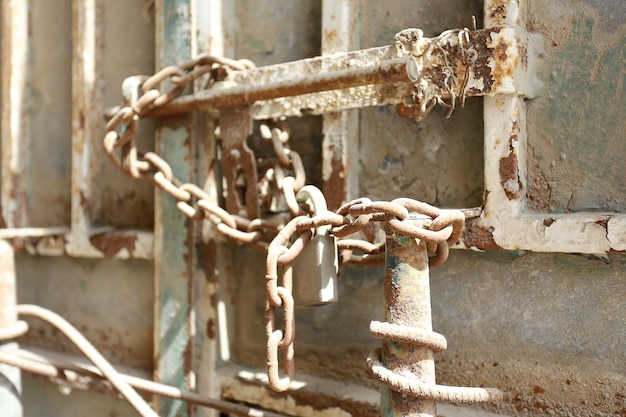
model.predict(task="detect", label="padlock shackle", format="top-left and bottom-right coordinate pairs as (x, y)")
top-left (295, 186), bottom-right (330, 235)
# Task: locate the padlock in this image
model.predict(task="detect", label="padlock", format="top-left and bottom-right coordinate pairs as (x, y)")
top-left (292, 233), bottom-right (338, 307)
top-left (292, 185), bottom-right (339, 308)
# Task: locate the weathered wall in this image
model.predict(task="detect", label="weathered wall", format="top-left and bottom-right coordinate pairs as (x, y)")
top-left (526, 0), bottom-right (626, 212)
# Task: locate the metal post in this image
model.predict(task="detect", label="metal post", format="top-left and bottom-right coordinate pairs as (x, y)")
top-left (382, 216), bottom-right (436, 417)
top-left (0, 240), bottom-right (23, 417)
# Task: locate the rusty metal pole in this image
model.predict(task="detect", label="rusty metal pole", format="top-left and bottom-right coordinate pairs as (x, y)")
top-left (0, 240), bottom-right (23, 417)
top-left (381, 215), bottom-right (436, 417)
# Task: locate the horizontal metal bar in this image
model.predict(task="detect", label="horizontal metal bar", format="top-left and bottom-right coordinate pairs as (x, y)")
top-left (0, 227), bottom-right (70, 239)
top-left (145, 56), bottom-right (413, 117)
top-left (0, 227), bottom-right (153, 259)
top-left (104, 27), bottom-right (532, 120)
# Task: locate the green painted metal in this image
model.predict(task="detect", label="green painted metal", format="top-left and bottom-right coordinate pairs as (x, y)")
top-left (154, 1), bottom-right (194, 416)
top-left (382, 220), bottom-right (436, 417)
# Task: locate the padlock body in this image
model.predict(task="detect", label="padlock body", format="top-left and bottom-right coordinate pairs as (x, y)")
top-left (293, 234), bottom-right (338, 307)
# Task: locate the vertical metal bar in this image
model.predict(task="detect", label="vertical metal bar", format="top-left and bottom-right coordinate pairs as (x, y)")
top-left (321, 0), bottom-right (360, 210)
top-left (154, 1), bottom-right (195, 416)
top-left (67, 0), bottom-right (104, 257)
top-left (382, 217), bottom-right (437, 417)
top-left (192, 2), bottom-right (231, 415)
top-left (1, 0), bottom-right (31, 228)
top-left (0, 240), bottom-right (23, 417)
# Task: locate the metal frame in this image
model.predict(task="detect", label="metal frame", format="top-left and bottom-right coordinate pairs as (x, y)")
top-left (467, 0), bottom-right (626, 254)
top-left (0, 0), bottom-right (153, 259)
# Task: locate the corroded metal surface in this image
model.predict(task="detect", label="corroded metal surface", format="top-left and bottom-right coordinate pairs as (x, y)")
top-left (153, 1), bottom-right (195, 416)
top-left (382, 219), bottom-right (436, 416)
top-left (220, 106), bottom-right (259, 219)
top-left (139, 27), bottom-right (532, 120)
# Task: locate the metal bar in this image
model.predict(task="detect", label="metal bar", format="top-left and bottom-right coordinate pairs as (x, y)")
top-left (0, 240), bottom-right (23, 417)
top-left (66, 0), bottom-right (105, 258)
top-left (320, 0), bottom-right (360, 210)
top-left (192, 3), bottom-right (232, 415)
top-left (153, 1), bottom-right (196, 416)
top-left (382, 216), bottom-right (436, 417)
top-left (121, 26), bottom-right (531, 121)
top-left (1, 0), bottom-right (31, 228)
top-left (146, 56), bottom-right (414, 116)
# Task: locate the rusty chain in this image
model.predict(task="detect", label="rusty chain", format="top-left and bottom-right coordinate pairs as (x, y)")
top-left (103, 53), bottom-right (467, 393)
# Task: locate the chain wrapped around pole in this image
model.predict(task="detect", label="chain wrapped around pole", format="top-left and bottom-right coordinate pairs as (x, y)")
top-left (367, 209), bottom-right (502, 416)
top-left (102, 51), bottom-right (504, 411)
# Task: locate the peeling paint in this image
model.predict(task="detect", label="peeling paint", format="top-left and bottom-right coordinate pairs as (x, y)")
top-left (463, 221), bottom-right (502, 250)
top-left (89, 234), bottom-right (137, 258)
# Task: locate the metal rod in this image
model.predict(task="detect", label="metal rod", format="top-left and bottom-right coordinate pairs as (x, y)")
top-left (144, 57), bottom-right (413, 117)
top-left (0, 348), bottom-right (289, 417)
top-left (0, 240), bottom-right (23, 417)
top-left (382, 216), bottom-right (436, 417)
top-left (1, 0), bottom-right (31, 229)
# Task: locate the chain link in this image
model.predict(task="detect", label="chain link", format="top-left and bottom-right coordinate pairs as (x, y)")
top-left (103, 53), bottom-right (467, 393)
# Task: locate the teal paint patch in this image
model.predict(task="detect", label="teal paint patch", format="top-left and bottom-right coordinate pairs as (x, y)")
top-left (386, 254), bottom-right (402, 286)
top-left (155, 2), bottom-right (194, 417)
top-left (380, 386), bottom-right (394, 417)
top-left (548, 17), bottom-right (625, 179)
top-left (386, 339), bottom-right (404, 357)
top-left (529, 14), bottom-right (626, 212)
top-left (555, 253), bottom-right (613, 274)
top-left (480, 249), bottom-right (528, 263)
top-left (162, 0), bottom-right (192, 66)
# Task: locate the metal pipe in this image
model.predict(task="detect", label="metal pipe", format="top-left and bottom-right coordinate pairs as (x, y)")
top-left (0, 239), bottom-right (23, 417)
top-left (382, 215), bottom-right (436, 417)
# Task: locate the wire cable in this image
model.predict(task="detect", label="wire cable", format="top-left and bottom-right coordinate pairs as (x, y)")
top-left (0, 348), bottom-right (289, 417)
top-left (16, 304), bottom-right (159, 417)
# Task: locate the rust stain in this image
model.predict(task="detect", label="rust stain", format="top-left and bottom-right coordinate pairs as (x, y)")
top-left (196, 239), bottom-right (218, 283)
top-left (323, 29), bottom-right (337, 44)
top-left (499, 121), bottom-right (522, 201)
top-left (322, 146), bottom-right (347, 212)
top-left (491, 38), bottom-right (517, 92)
top-left (543, 218), bottom-right (555, 227)
top-left (469, 29), bottom-right (497, 93)
top-left (206, 318), bottom-right (215, 339)
top-left (463, 221), bottom-right (502, 250)
top-left (497, 41), bottom-right (508, 61)
top-left (487, 0), bottom-right (507, 26)
top-left (595, 218), bottom-right (609, 229)
top-left (499, 152), bottom-right (521, 200)
top-left (89, 234), bottom-right (137, 257)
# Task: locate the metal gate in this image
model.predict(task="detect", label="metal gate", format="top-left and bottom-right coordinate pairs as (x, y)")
top-left (0, 0), bottom-right (625, 416)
